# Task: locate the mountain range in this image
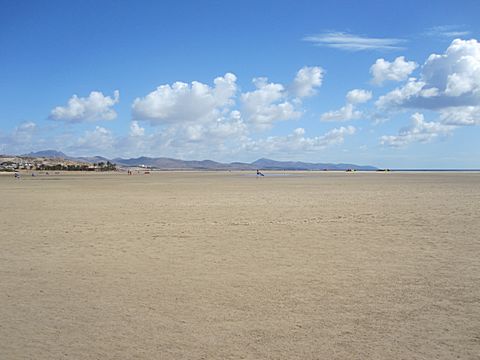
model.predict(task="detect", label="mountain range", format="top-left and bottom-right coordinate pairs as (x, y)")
top-left (21, 150), bottom-right (377, 171)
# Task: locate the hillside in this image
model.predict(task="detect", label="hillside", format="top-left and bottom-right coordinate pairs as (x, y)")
top-left (6, 151), bottom-right (378, 171)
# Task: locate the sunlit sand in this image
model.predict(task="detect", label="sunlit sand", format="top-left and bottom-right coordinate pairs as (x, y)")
top-left (1, 171), bottom-right (479, 359)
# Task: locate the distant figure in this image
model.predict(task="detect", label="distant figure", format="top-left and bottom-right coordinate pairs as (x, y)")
top-left (256, 169), bottom-right (264, 177)
top-left (14, 172), bottom-right (20, 179)
top-left (31, 173), bottom-right (35, 177)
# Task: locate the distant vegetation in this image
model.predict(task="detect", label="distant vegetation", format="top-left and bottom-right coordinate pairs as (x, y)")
top-left (0, 157), bottom-right (117, 172)
top-left (36, 161), bottom-right (117, 171)
top-left (93, 161), bottom-right (117, 171)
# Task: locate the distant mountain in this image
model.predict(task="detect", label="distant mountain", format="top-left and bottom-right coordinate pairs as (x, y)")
top-left (251, 158), bottom-right (326, 170)
top-left (249, 158), bottom-right (377, 171)
top-left (23, 151), bottom-right (109, 164)
top-left (72, 156), bottom-right (110, 163)
top-left (113, 156), bottom-right (377, 170)
top-left (112, 157), bottom-right (236, 170)
top-left (24, 150), bottom-right (67, 158)
top-left (16, 150), bottom-right (378, 170)
top-left (113, 157), bottom-right (188, 168)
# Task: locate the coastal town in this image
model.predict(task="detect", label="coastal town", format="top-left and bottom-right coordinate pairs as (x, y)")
top-left (0, 155), bottom-right (116, 172)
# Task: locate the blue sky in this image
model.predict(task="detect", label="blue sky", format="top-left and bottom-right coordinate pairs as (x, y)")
top-left (1, 0), bottom-right (480, 168)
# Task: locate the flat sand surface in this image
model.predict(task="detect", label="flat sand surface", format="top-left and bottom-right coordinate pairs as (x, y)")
top-left (1, 171), bottom-right (479, 359)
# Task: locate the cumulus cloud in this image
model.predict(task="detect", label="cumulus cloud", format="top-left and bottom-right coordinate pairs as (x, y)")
top-left (1, 122), bottom-right (31, 152)
top-left (13, 121), bottom-right (37, 140)
top-left (380, 113), bottom-right (455, 147)
top-left (130, 73), bottom-right (251, 156)
top-left (346, 89), bottom-right (372, 104)
top-left (376, 39), bottom-right (480, 120)
top-left (166, 110), bottom-right (247, 144)
top-left (0, 122), bottom-right (37, 153)
top-left (244, 126), bottom-right (355, 154)
top-left (74, 126), bottom-right (116, 152)
top-left (321, 104), bottom-right (362, 122)
top-left (291, 66), bottom-right (324, 97)
top-left (132, 73), bottom-right (237, 124)
top-left (375, 78), bottom-right (435, 109)
top-left (6, 67), bottom-right (330, 159)
top-left (303, 32), bottom-right (405, 51)
top-left (0, 122), bottom-right (67, 155)
top-left (321, 89), bottom-right (371, 122)
top-left (439, 106), bottom-right (480, 125)
top-left (370, 56), bottom-right (418, 85)
top-left (241, 67), bottom-right (325, 129)
top-left (132, 67), bottom-right (324, 136)
top-left (241, 77), bottom-right (301, 130)
top-left (50, 90), bottom-right (119, 123)
top-left (205, 110), bottom-right (247, 138)
top-left (127, 67), bottom-right (328, 158)
top-left (129, 121), bottom-right (145, 137)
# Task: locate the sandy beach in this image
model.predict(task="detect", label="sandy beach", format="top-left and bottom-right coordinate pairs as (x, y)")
top-left (1, 171), bottom-right (479, 359)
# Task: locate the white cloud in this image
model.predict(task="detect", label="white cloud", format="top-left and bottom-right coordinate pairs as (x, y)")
top-left (166, 110), bottom-right (247, 144)
top-left (303, 32), bottom-right (405, 51)
top-left (121, 123), bottom-right (354, 160)
top-left (380, 113), bottom-right (455, 147)
top-left (0, 122), bottom-right (77, 155)
top-left (130, 73), bottom-right (249, 157)
top-left (346, 89), bottom-right (372, 104)
top-left (132, 67), bottom-right (323, 136)
top-left (321, 104), bottom-right (362, 122)
top-left (129, 121), bottom-right (145, 137)
top-left (321, 89), bottom-right (371, 122)
top-left (291, 66), bottom-right (324, 97)
top-left (3, 67), bottom-right (331, 160)
top-left (370, 56), bottom-right (418, 85)
top-left (132, 73), bottom-right (237, 124)
top-left (13, 121), bottom-right (37, 139)
top-left (375, 77), bottom-right (431, 109)
top-left (244, 126), bottom-right (355, 154)
top-left (241, 77), bottom-right (301, 130)
top-left (376, 39), bottom-right (480, 120)
top-left (206, 110), bottom-right (247, 138)
top-left (50, 90), bottom-right (119, 123)
top-left (0, 121), bottom-right (39, 154)
top-left (128, 67), bottom-right (326, 158)
top-left (74, 126), bottom-right (115, 152)
top-left (241, 67), bottom-right (325, 129)
top-left (439, 106), bottom-right (480, 125)
top-left (437, 40), bottom-right (480, 97)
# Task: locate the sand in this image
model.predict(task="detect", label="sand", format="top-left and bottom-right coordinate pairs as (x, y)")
top-left (0, 171), bottom-right (479, 359)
